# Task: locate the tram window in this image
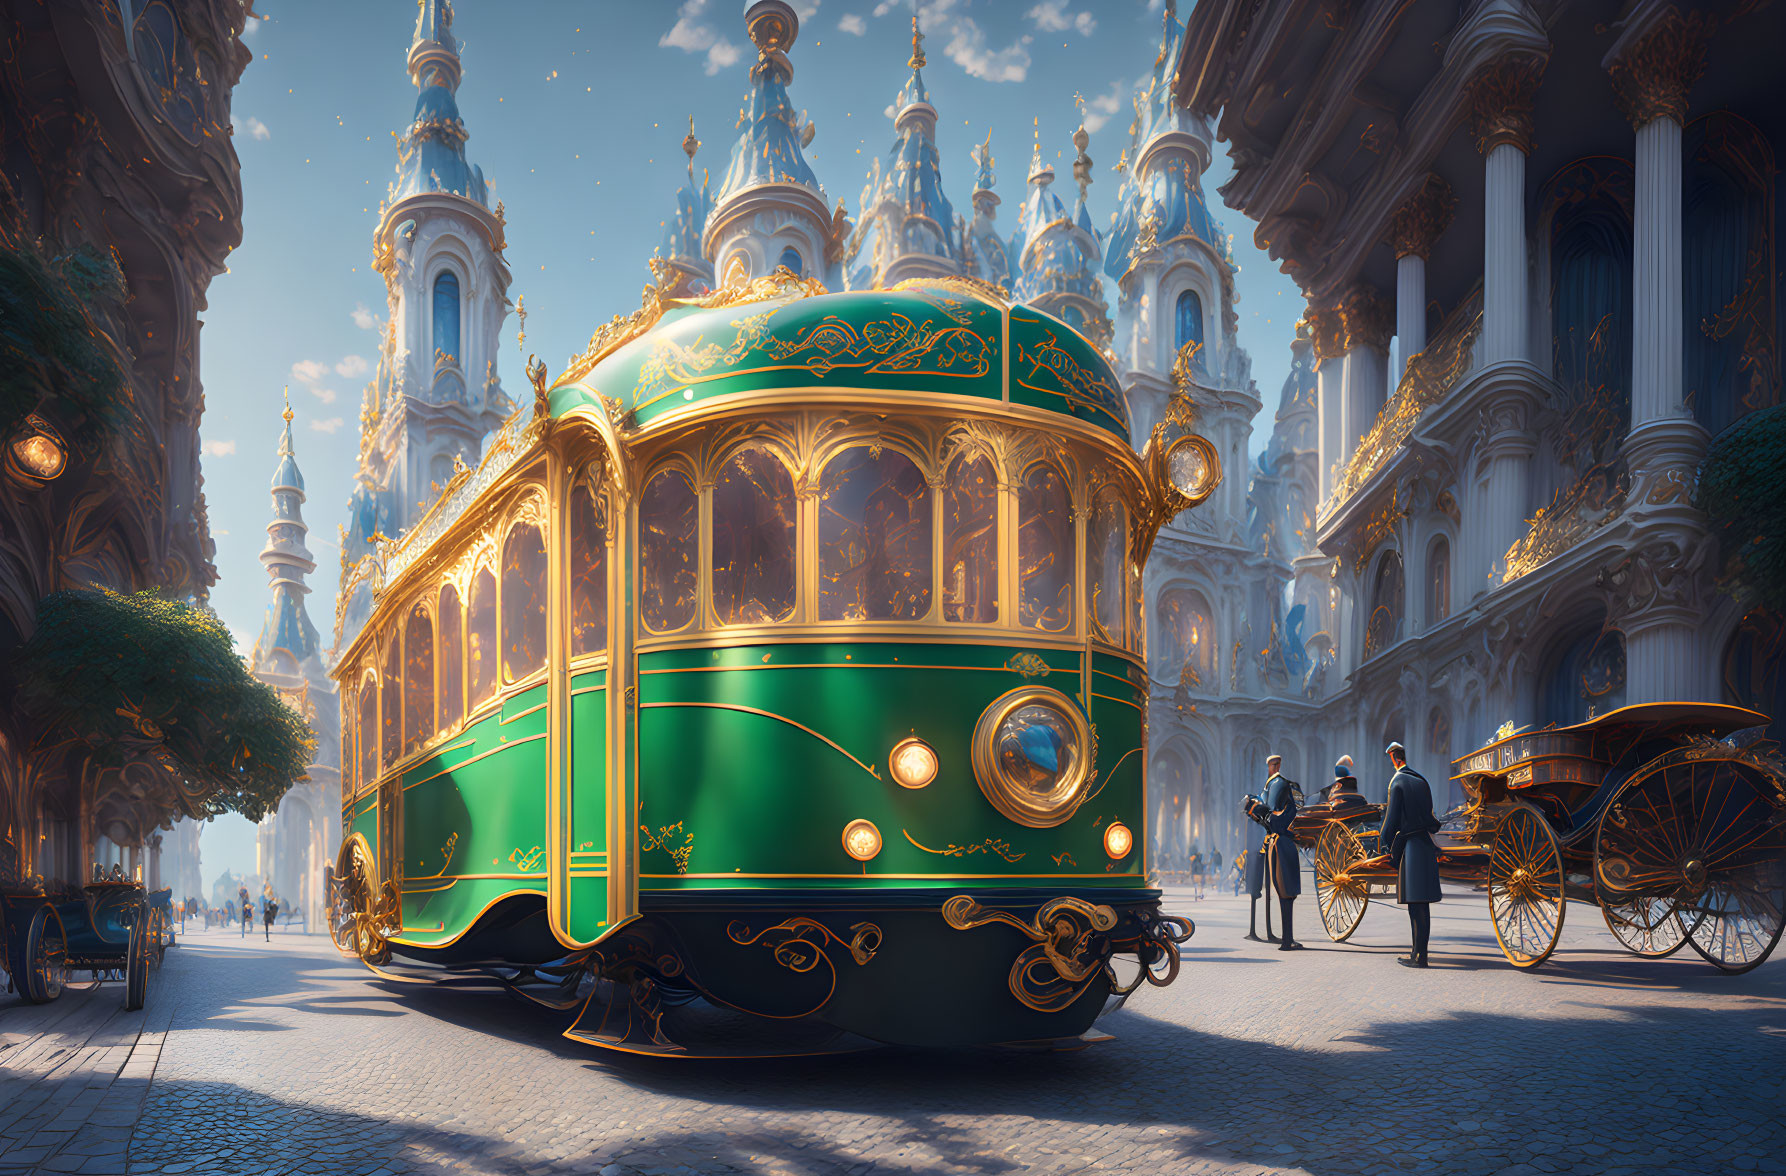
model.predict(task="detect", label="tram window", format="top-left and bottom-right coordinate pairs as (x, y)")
top-left (503, 521), bottom-right (548, 681)
top-left (468, 568), bottom-right (498, 707)
top-left (569, 480), bottom-right (609, 655)
top-left (357, 676), bottom-right (376, 790)
top-left (942, 452), bottom-right (998, 624)
top-left (404, 603), bottom-right (435, 755)
top-left (380, 639), bottom-right (401, 767)
top-left (1088, 489), bottom-right (1126, 643)
top-left (438, 584), bottom-right (463, 730)
top-left (1018, 463), bottom-right (1075, 632)
top-left (640, 468), bottom-right (698, 634)
top-left (818, 446), bottom-right (933, 622)
top-left (712, 447), bottom-right (796, 625)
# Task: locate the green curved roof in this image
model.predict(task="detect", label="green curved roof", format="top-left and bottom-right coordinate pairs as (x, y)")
top-left (550, 281), bottom-right (1130, 443)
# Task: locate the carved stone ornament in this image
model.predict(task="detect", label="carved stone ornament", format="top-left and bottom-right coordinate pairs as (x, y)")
top-left (1607, 7), bottom-right (1712, 129)
top-left (1465, 55), bottom-right (1545, 155)
top-left (1305, 304), bottom-right (1345, 363)
top-left (1595, 538), bottom-right (1701, 626)
top-left (1386, 173), bottom-right (1457, 260)
top-left (1338, 285), bottom-right (1394, 355)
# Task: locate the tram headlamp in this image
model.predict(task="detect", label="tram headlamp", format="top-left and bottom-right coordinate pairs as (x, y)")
top-left (1104, 821), bottom-right (1134, 860)
top-left (1164, 435), bottom-right (1219, 504)
top-left (842, 818), bottom-right (883, 862)
top-left (888, 737), bottom-right (939, 789)
top-left (971, 685), bottom-right (1092, 828)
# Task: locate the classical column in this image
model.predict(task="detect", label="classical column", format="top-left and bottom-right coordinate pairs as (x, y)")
top-left (1473, 395), bottom-right (1536, 595)
top-left (1306, 305), bottom-right (1346, 502)
top-left (1599, 540), bottom-right (1707, 703)
top-left (1338, 284), bottom-right (1393, 463)
top-left (1467, 58), bottom-right (1543, 367)
top-left (1386, 174), bottom-right (1456, 379)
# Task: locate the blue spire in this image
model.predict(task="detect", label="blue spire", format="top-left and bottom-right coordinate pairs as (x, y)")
top-left (659, 117), bottom-right (713, 289)
top-left (964, 130), bottom-right (1012, 290)
top-left (251, 393), bottom-right (323, 680)
top-left (716, 2), bottom-right (820, 204)
top-left (391, 0), bottom-right (490, 207)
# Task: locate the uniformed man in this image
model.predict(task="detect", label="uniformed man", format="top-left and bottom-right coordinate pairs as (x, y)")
top-left (1262, 755), bottom-right (1303, 951)
top-left (1380, 741), bottom-right (1442, 967)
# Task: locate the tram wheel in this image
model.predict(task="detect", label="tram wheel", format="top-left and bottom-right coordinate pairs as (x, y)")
top-left (1596, 745), bottom-right (1786, 974)
top-left (123, 904), bottom-right (149, 1011)
top-left (1313, 823), bottom-right (1370, 942)
top-left (21, 904), bottom-right (68, 1004)
top-left (1488, 802), bottom-right (1567, 968)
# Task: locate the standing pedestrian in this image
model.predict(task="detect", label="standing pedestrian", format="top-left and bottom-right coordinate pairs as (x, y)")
top-left (1189, 849), bottom-right (1204, 900)
top-left (241, 894), bottom-right (252, 938)
top-left (1262, 754), bottom-right (1304, 950)
top-left (1379, 740), bottom-right (1442, 967)
top-left (263, 896), bottom-right (278, 941)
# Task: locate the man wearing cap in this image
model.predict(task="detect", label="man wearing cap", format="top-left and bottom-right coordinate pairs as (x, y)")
top-left (1380, 741), bottom-right (1442, 967)
top-left (1262, 754), bottom-right (1303, 950)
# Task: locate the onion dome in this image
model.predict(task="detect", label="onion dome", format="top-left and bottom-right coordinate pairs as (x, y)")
top-left (658, 118), bottom-right (713, 296)
top-left (843, 14), bottom-right (958, 290)
top-left (390, 0), bottom-right (490, 207)
top-left (251, 394), bottom-right (324, 681)
top-left (1013, 121), bottom-right (1110, 348)
top-left (962, 131), bottom-right (1013, 290)
top-left (1104, 0), bottom-right (1225, 279)
top-left (714, 2), bottom-right (820, 203)
top-left (551, 276), bottom-right (1130, 442)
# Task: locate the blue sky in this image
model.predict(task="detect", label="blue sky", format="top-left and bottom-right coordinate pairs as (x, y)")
top-left (192, 0), bottom-right (1304, 886)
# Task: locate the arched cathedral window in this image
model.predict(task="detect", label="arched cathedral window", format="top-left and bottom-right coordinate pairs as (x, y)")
top-left (1427, 537), bottom-right (1451, 627)
top-left (1541, 624), bottom-right (1626, 727)
top-left (1363, 550), bottom-right (1403, 659)
top-left (776, 246), bottom-right (804, 277)
top-left (1546, 162), bottom-right (1634, 470)
top-left (1175, 290), bottom-right (1205, 372)
top-left (433, 271), bottom-right (461, 367)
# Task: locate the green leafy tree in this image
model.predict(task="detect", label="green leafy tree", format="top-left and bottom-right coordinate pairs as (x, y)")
top-left (12, 589), bottom-right (315, 822)
top-left (0, 237), bottom-right (128, 442)
top-left (1697, 404), bottom-right (1786, 614)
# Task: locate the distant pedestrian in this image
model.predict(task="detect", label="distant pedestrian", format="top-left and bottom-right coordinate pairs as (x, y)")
top-left (1211, 849), bottom-right (1223, 882)
top-left (1189, 851), bottom-right (1204, 900)
top-left (241, 895), bottom-right (252, 937)
top-left (264, 897), bottom-right (278, 941)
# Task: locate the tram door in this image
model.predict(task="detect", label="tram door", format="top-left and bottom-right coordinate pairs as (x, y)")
top-left (377, 776), bottom-right (401, 901)
top-left (553, 468), bottom-right (637, 946)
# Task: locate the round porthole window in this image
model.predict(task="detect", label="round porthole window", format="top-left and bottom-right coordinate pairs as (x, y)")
top-left (970, 685), bottom-right (1092, 828)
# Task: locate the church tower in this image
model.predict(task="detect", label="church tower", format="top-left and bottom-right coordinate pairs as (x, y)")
top-left (705, 1), bottom-right (844, 288)
top-left (1012, 118), bottom-right (1111, 350)
top-left (345, 0), bottom-right (512, 568)
top-left (962, 132), bottom-right (1012, 291)
top-left (249, 397), bottom-right (339, 933)
top-left (844, 14), bottom-right (960, 290)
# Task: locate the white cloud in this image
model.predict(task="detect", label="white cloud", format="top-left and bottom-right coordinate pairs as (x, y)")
top-left (660, 0), bottom-right (745, 77)
top-left (939, 18), bottom-right (1031, 83)
top-left (1074, 11), bottom-right (1095, 35)
top-left (789, 0), bottom-right (821, 17)
top-left (289, 359), bottom-right (328, 385)
top-left (350, 303), bottom-right (377, 330)
top-left (242, 15), bottom-right (262, 38)
top-left (202, 440), bottom-right (237, 457)
top-left (229, 113), bottom-right (270, 140)
top-left (1082, 81), bottom-right (1125, 134)
top-left (872, 0), bottom-right (898, 15)
top-left (1026, 1), bottom-right (1071, 32)
top-left (335, 354), bottom-right (369, 378)
top-left (838, 12), bottom-right (866, 35)
top-left (309, 417), bottom-right (345, 435)
top-left (309, 387), bottom-right (338, 405)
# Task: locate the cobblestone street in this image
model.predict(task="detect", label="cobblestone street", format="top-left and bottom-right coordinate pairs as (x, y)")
top-left (2, 887), bottom-right (1782, 1176)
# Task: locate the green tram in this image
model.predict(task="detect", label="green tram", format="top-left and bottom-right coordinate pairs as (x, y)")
top-left (327, 271), bottom-right (1220, 1054)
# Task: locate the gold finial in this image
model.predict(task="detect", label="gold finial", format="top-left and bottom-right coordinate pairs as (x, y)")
top-left (526, 354), bottom-right (549, 420)
top-left (682, 115), bottom-right (700, 172)
top-left (516, 294), bottom-right (526, 353)
top-left (281, 386), bottom-right (293, 424)
top-left (909, 12), bottom-right (925, 70)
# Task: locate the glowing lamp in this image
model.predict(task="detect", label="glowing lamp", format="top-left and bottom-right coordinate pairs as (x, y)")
top-left (1104, 821), bottom-right (1134, 860)
top-left (888, 737), bottom-right (939, 789)
top-left (8, 416), bottom-right (67, 483)
top-left (1164, 435), bottom-right (1218, 503)
top-left (842, 818), bottom-right (882, 862)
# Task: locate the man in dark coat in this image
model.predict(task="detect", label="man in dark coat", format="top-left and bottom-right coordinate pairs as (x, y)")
top-left (1262, 755), bottom-right (1303, 950)
top-left (1380, 741), bottom-right (1443, 967)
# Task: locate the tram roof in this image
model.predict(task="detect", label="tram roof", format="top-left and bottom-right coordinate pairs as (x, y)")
top-left (548, 274), bottom-right (1131, 443)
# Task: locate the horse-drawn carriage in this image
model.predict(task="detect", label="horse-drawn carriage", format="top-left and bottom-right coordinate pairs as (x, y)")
top-left (325, 271), bottom-right (1219, 1053)
top-left (1302, 703), bottom-right (1786, 972)
top-left (1, 868), bottom-right (174, 1008)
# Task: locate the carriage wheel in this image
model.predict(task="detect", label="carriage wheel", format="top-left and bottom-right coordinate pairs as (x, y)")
top-left (1596, 746), bottom-right (1786, 975)
top-left (329, 837), bottom-right (390, 966)
top-left (1313, 823), bottom-right (1370, 942)
top-left (1488, 802), bottom-right (1567, 968)
top-left (123, 903), bottom-right (149, 1011)
top-left (21, 904), bottom-right (68, 1004)
top-left (1598, 894), bottom-right (1690, 958)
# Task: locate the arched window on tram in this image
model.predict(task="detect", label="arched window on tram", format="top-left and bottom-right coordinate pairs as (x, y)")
top-left (818, 446), bottom-right (933, 621)
top-left (380, 639), bottom-right (401, 767)
top-left (502, 519), bottom-right (548, 681)
top-left (357, 675), bottom-right (377, 790)
top-left (1018, 462), bottom-right (1074, 632)
top-left (640, 468), bottom-right (698, 634)
top-left (569, 478), bottom-right (609, 655)
top-left (1088, 487), bottom-right (1127, 645)
top-left (941, 451), bottom-right (998, 624)
top-left (438, 584), bottom-right (463, 730)
top-left (711, 447), bottom-right (796, 625)
top-left (404, 603), bottom-right (434, 755)
top-left (468, 567), bottom-right (498, 707)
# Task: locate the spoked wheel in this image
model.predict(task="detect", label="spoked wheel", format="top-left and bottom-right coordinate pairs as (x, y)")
top-left (1488, 802), bottom-right (1567, 968)
top-left (123, 902), bottom-right (150, 1011)
top-left (328, 836), bottom-right (391, 966)
top-left (21, 904), bottom-right (68, 1004)
top-left (1598, 894), bottom-right (1690, 958)
top-left (1313, 822), bottom-right (1371, 942)
top-left (1596, 744), bottom-right (1786, 974)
